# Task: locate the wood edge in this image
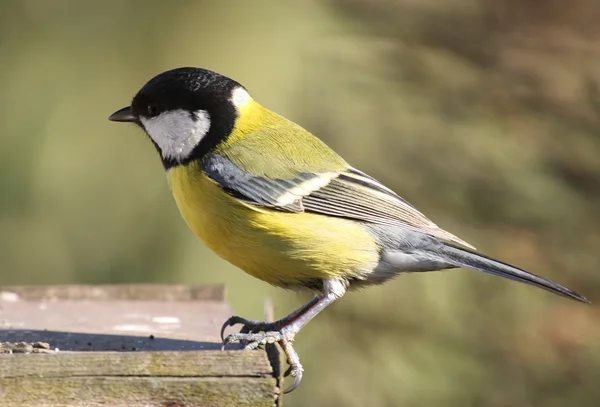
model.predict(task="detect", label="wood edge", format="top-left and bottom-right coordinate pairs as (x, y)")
top-left (0, 284), bottom-right (226, 302)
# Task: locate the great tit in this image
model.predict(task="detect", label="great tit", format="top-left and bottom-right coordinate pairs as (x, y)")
top-left (109, 67), bottom-right (588, 393)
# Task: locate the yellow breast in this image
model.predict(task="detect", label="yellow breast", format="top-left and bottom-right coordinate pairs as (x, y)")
top-left (168, 163), bottom-right (379, 288)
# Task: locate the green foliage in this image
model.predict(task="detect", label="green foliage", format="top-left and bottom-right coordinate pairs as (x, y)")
top-left (1, 0), bottom-right (599, 406)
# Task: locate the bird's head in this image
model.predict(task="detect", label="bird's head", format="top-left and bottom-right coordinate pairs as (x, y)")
top-left (109, 67), bottom-right (252, 168)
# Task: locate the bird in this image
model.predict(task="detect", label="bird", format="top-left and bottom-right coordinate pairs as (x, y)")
top-left (109, 67), bottom-right (588, 393)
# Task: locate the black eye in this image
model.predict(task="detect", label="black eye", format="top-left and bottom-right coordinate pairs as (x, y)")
top-left (147, 104), bottom-right (159, 117)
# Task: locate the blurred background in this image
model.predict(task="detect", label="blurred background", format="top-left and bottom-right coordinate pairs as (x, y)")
top-left (1, 0), bottom-right (600, 405)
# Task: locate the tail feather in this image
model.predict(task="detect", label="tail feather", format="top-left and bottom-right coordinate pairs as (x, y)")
top-left (438, 243), bottom-right (589, 303)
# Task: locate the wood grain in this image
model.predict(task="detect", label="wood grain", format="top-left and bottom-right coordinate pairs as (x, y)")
top-left (0, 284), bottom-right (280, 407)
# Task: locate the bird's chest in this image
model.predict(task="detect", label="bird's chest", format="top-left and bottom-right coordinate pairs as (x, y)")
top-left (168, 166), bottom-right (258, 259)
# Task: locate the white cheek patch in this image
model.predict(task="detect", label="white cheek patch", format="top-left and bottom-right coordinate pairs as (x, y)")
top-left (140, 109), bottom-right (211, 161)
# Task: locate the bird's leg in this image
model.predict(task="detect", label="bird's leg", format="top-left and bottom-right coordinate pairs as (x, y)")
top-left (221, 279), bottom-right (345, 393)
top-left (220, 295), bottom-right (320, 341)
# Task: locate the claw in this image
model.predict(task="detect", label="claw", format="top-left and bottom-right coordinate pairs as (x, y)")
top-left (220, 315), bottom-right (258, 342)
top-left (285, 369), bottom-right (303, 394)
top-left (279, 337), bottom-right (304, 394)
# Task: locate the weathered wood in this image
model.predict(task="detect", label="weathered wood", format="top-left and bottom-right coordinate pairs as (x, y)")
top-left (0, 351), bottom-right (270, 378)
top-left (0, 377), bottom-right (275, 407)
top-left (0, 286), bottom-right (233, 348)
top-left (0, 351), bottom-right (276, 406)
top-left (0, 351), bottom-right (272, 378)
top-left (0, 285), bottom-right (280, 406)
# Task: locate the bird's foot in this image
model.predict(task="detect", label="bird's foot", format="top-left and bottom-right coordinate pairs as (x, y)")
top-left (221, 317), bottom-right (304, 393)
top-left (220, 315), bottom-right (282, 341)
top-left (222, 329), bottom-right (288, 349)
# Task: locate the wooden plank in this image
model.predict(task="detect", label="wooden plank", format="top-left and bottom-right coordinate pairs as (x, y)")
top-left (0, 351), bottom-right (270, 378)
top-left (0, 351), bottom-right (276, 407)
top-left (0, 377), bottom-right (275, 407)
top-left (0, 299), bottom-right (232, 349)
top-left (0, 285), bottom-right (233, 348)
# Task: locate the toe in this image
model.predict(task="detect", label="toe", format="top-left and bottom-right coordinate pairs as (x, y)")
top-left (220, 316), bottom-right (250, 341)
top-left (284, 368), bottom-right (303, 394)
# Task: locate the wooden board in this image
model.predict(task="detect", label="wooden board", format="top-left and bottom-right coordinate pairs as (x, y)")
top-left (0, 284), bottom-right (280, 407)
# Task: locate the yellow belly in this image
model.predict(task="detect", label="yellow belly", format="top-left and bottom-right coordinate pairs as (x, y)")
top-left (168, 163), bottom-right (379, 288)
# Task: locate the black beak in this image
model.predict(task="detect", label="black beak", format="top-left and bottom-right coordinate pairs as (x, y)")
top-left (108, 106), bottom-right (135, 122)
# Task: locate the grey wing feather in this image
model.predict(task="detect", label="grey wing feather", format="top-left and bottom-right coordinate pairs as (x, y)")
top-left (201, 154), bottom-right (474, 249)
top-left (201, 154), bottom-right (335, 212)
top-left (302, 168), bottom-right (475, 249)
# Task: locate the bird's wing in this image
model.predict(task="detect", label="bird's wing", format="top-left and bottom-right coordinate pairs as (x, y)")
top-left (202, 153), bottom-right (475, 249)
